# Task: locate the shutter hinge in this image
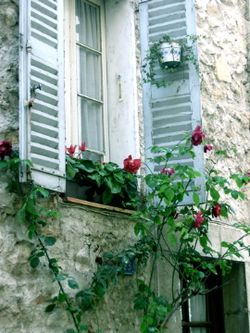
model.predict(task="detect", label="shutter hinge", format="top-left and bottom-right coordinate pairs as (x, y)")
top-left (19, 33), bottom-right (24, 49)
top-left (26, 40), bottom-right (32, 53)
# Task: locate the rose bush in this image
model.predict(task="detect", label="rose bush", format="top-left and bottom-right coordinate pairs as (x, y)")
top-left (0, 140), bottom-right (12, 159)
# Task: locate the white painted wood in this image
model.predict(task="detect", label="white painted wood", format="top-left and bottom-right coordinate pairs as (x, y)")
top-left (100, 0), bottom-right (140, 165)
top-left (139, 0), bottom-right (205, 201)
top-left (19, 0), bottom-right (65, 192)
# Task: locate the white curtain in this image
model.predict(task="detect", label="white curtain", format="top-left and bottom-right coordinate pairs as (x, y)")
top-left (75, 0), bottom-right (103, 153)
top-left (189, 294), bottom-right (208, 333)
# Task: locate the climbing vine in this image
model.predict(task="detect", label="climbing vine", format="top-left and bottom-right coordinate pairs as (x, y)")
top-left (142, 34), bottom-right (199, 87)
top-left (0, 132), bottom-right (250, 332)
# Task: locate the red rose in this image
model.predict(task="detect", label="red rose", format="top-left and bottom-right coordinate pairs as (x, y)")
top-left (79, 142), bottom-right (87, 152)
top-left (0, 140), bottom-right (12, 160)
top-left (66, 144), bottom-right (77, 157)
top-left (191, 126), bottom-right (205, 146)
top-left (204, 144), bottom-right (213, 153)
top-left (193, 211), bottom-right (204, 228)
top-left (212, 204), bottom-right (221, 217)
top-left (161, 167), bottom-right (175, 176)
top-left (123, 155), bottom-right (141, 174)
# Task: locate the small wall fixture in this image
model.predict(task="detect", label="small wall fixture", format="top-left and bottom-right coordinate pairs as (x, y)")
top-left (160, 42), bottom-right (181, 68)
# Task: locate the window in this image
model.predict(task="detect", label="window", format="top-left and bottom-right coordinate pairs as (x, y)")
top-left (65, 0), bottom-right (108, 161)
top-left (182, 263), bottom-right (249, 333)
top-left (182, 274), bottom-right (225, 333)
top-left (65, 0), bottom-right (140, 163)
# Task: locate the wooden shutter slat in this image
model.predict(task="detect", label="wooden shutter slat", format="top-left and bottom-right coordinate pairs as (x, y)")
top-left (19, 0), bottom-right (65, 192)
top-left (139, 0), bottom-right (205, 203)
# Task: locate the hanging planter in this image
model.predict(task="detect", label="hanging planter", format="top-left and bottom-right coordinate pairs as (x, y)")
top-left (160, 41), bottom-right (181, 68)
top-left (142, 34), bottom-right (198, 87)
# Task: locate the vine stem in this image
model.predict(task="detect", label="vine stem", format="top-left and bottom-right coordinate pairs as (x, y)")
top-left (35, 231), bottom-right (80, 333)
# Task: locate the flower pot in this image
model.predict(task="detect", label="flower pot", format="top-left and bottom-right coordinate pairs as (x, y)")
top-left (66, 180), bottom-right (91, 200)
top-left (160, 42), bottom-right (181, 68)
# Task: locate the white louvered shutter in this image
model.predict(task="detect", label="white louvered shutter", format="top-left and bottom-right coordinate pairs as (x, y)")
top-left (19, 0), bottom-right (65, 192)
top-left (139, 0), bottom-right (205, 201)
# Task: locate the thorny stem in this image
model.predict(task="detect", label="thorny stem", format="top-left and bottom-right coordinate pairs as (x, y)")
top-left (36, 231), bottom-right (81, 333)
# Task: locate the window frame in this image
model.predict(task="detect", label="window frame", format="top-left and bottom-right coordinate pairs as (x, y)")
top-left (64, 0), bottom-right (109, 160)
top-left (182, 273), bottom-right (225, 333)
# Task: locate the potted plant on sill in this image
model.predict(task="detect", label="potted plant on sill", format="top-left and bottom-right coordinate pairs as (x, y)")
top-left (65, 144), bottom-right (141, 210)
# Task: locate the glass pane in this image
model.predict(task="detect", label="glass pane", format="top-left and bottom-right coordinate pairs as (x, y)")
top-left (189, 294), bottom-right (207, 322)
top-left (78, 47), bottom-right (102, 100)
top-left (80, 98), bottom-right (103, 152)
top-left (76, 0), bottom-right (101, 51)
top-left (191, 328), bottom-right (208, 333)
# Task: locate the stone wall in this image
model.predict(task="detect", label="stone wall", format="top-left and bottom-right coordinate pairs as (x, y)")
top-left (196, 0), bottom-right (250, 223)
top-left (0, 0), bottom-right (19, 144)
top-left (0, 196), bottom-right (142, 333)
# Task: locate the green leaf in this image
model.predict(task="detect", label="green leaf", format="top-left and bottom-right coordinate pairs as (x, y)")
top-left (66, 329), bottom-right (77, 333)
top-left (30, 256), bottom-right (40, 268)
top-left (26, 199), bottom-right (39, 216)
top-left (210, 187), bottom-right (220, 202)
top-left (193, 192), bottom-right (200, 206)
top-left (57, 293), bottom-right (67, 303)
top-left (231, 190), bottom-right (239, 200)
top-left (167, 232), bottom-right (177, 246)
top-left (44, 236), bottom-right (57, 246)
top-left (220, 205), bottom-right (229, 218)
top-left (113, 171), bottom-right (125, 184)
top-left (36, 186), bottom-right (50, 198)
top-left (78, 160), bottom-right (96, 173)
top-left (66, 163), bottom-right (77, 178)
top-left (16, 205), bottom-right (26, 223)
top-left (79, 324), bottom-right (88, 332)
top-left (45, 303), bottom-right (56, 313)
top-left (88, 173), bottom-right (102, 187)
top-left (102, 188), bottom-right (113, 205)
top-left (0, 160), bottom-right (8, 169)
top-left (68, 279), bottom-right (79, 289)
top-left (163, 188), bottom-right (175, 204)
top-left (104, 177), bottom-right (122, 194)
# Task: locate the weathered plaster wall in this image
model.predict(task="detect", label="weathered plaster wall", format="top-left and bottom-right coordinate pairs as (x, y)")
top-left (0, 0), bottom-right (18, 143)
top-left (196, 0), bottom-right (250, 222)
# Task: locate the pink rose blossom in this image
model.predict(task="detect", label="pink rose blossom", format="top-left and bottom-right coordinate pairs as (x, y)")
top-left (123, 155), bottom-right (141, 174)
top-left (66, 144), bottom-right (77, 157)
top-left (79, 142), bottom-right (87, 152)
top-left (193, 211), bottom-right (204, 228)
top-left (0, 140), bottom-right (12, 160)
top-left (191, 126), bottom-right (205, 146)
top-left (204, 144), bottom-right (213, 153)
top-left (212, 203), bottom-right (222, 218)
top-left (161, 168), bottom-right (175, 176)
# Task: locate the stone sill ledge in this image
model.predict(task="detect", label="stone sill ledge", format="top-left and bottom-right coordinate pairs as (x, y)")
top-left (64, 196), bottom-right (135, 215)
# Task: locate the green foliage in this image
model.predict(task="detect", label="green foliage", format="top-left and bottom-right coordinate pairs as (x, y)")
top-left (66, 155), bottom-right (139, 209)
top-left (2, 136), bottom-right (250, 333)
top-left (142, 34), bottom-right (199, 87)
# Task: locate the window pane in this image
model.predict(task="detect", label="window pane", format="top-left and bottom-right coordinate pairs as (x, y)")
top-left (189, 294), bottom-right (207, 322)
top-left (76, 0), bottom-right (100, 50)
top-left (191, 328), bottom-right (208, 333)
top-left (78, 47), bottom-right (102, 100)
top-left (80, 98), bottom-right (103, 152)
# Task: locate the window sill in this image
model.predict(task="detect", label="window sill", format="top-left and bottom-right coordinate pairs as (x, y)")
top-left (64, 196), bottom-right (135, 215)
